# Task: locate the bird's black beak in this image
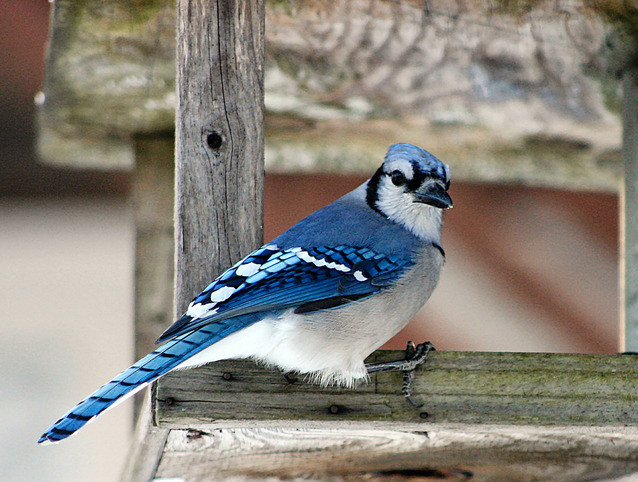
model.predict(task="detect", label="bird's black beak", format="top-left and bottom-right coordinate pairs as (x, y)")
top-left (414, 183), bottom-right (453, 209)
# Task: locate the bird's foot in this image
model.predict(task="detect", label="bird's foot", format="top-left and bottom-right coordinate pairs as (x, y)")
top-left (365, 341), bottom-right (435, 408)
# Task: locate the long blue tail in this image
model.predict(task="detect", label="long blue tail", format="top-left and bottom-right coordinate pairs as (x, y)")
top-left (38, 316), bottom-right (256, 444)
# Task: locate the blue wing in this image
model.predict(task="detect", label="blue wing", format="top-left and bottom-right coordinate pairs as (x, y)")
top-left (156, 244), bottom-right (413, 343)
top-left (39, 244), bottom-right (411, 444)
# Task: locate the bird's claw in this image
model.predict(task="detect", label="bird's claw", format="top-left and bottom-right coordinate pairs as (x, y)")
top-left (366, 340), bottom-right (435, 408)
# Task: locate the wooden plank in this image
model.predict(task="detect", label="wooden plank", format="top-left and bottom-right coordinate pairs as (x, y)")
top-left (120, 391), bottom-right (169, 482)
top-left (37, 0), bottom-right (176, 170)
top-left (264, 0), bottom-right (622, 191)
top-left (264, 119), bottom-right (621, 192)
top-left (173, 0), bottom-right (265, 310)
top-left (155, 350), bottom-right (638, 427)
top-left (622, 68), bottom-right (638, 352)
top-left (153, 425), bottom-right (638, 481)
top-left (37, 0), bottom-right (627, 192)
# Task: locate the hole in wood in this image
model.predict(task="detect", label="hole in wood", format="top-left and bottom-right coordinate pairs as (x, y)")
top-left (367, 468), bottom-right (473, 479)
top-left (206, 131), bottom-right (223, 150)
top-left (329, 404), bottom-right (341, 414)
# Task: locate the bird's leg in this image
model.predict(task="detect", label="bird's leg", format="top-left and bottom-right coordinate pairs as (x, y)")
top-left (366, 341), bottom-right (435, 373)
top-left (365, 341), bottom-right (435, 408)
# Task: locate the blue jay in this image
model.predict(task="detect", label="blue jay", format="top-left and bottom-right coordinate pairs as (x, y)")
top-left (39, 143), bottom-right (452, 444)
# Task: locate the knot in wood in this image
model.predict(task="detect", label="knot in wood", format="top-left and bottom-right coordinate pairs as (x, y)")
top-left (206, 131), bottom-right (223, 150)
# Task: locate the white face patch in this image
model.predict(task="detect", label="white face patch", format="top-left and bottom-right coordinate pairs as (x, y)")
top-left (382, 158), bottom-right (414, 182)
top-left (375, 176), bottom-right (443, 243)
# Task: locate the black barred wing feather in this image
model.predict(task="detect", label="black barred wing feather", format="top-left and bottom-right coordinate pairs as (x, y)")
top-left (156, 245), bottom-right (412, 343)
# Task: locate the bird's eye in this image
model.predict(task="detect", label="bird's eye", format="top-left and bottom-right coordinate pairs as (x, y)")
top-left (391, 170), bottom-right (406, 186)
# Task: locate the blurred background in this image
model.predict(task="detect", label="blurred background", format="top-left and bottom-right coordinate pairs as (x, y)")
top-left (1, 1), bottom-right (621, 481)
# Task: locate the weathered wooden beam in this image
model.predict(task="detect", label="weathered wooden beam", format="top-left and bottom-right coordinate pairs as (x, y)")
top-left (174, 0), bottom-right (265, 308)
top-left (264, 118), bottom-right (621, 192)
top-left (622, 69), bottom-right (638, 352)
top-left (120, 391), bottom-right (169, 482)
top-left (131, 135), bottom-right (175, 362)
top-left (37, 0), bottom-right (176, 170)
top-left (150, 350), bottom-right (638, 479)
top-left (130, 135), bottom-right (175, 417)
top-left (155, 350), bottom-right (638, 427)
top-left (598, 5), bottom-right (638, 352)
top-left (37, 0), bottom-right (627, 192)
top-left (153, 425), bottom-right (638, 481)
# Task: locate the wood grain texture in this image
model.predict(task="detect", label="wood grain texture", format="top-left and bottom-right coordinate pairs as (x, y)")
top-left (155, 350), bottom-right (638, 427)
top-left (37, 0), bottom-right (631, 193)
top-left (174, 0), bottom-right (265, 313)
top-left (37, 0), bottom-right (176, 170)
top-left (151, 349), bottom-right (638, 479)
top-left (153, 425), bottom-right (638, 481)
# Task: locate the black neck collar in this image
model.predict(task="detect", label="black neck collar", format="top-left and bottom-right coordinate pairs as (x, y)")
top-left (365, 168), bottom-right (384, 215)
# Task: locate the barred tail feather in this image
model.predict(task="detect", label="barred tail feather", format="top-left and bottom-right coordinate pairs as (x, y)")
top-left (38, 316), bottom-right (256, 444)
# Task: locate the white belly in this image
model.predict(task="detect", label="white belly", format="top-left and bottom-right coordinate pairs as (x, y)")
top-left (174, 310), bottom-right (370, 387)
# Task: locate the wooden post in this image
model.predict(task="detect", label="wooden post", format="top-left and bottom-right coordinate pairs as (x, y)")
top-left (131, 135), bottom-right (175, 416)
top-left (622, 68), bottom-right (638, 352)
top-left (121, 1), bottom-right (264, 479)
top-left (174, 0), bottom-right (265, 314)
top-left (132, 135), bottom-right (175, 362)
